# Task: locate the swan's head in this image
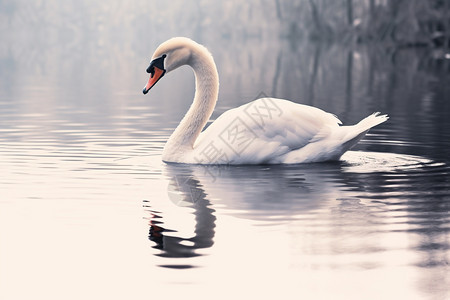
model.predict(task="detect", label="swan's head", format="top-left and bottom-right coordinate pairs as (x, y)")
top-left (143, 37), bottom-right (196, 94)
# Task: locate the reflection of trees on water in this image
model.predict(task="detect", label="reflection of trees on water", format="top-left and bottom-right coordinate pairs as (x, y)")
top-left (269, 40), bottom-right (450, 162)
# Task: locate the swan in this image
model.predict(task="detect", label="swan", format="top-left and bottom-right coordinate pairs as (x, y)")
top-left (143, 37), bottom-right (388, 164)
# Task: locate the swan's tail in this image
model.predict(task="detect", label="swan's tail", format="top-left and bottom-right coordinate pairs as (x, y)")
top-left (341, 112), bottom-right (389, 152)
top-left (355, 112), bottom-right (389, 133)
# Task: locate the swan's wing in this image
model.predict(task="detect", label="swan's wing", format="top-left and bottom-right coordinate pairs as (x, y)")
top-left (192, 98), bottom-right (342, 164)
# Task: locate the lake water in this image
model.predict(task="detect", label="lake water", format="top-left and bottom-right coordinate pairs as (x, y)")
top-left (1, 2), bottom-right (449, 300)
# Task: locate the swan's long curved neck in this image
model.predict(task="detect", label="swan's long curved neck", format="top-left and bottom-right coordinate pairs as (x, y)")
top-left (163, 51), bottom-right (219, 159)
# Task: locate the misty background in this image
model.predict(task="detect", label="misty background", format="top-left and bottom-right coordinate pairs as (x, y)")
top-left (1, 1), bottom-right (450, 300)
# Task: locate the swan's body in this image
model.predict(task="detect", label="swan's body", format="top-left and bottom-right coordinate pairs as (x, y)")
top-left (143, 37), bottom-right (388, 164)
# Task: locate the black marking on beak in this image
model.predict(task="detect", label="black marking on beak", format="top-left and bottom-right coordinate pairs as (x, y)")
top-left (146, 54), bottom-right (167, 75)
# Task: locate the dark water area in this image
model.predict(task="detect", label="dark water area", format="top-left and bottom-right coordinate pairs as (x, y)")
top-left (0, 1), bottom-right (449, 299)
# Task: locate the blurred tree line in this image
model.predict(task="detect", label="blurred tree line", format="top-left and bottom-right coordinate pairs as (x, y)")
top-left (276, 0), bottom-right (450, 48)
top-left (2, 0), bottom-right (449, 49)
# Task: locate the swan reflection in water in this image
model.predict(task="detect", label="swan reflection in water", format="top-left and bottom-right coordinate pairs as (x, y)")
top-left (145, 161), bottom-right (337, 261)
top-left (145, 170), bottom-right (216, 262)
top-left (144, 151), bottom-right (447, 269)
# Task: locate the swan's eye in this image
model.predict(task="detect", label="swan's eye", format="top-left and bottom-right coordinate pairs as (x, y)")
top-left (148, 66), bottom-right (155, 77)
top-left (146, 65), bottom-right (155, 76)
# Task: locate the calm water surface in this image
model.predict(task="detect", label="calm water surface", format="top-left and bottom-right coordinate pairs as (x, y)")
top-left (1, 2), bottom-right (450, 299)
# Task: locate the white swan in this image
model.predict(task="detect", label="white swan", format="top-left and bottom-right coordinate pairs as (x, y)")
top-left (143, 37), bottom-right (388, 164)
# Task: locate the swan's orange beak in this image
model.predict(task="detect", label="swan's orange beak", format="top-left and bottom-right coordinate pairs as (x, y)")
top-left (143, 54), bottom-right (167, 95)
top-left (143, 66), bottom-right (165, 94)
